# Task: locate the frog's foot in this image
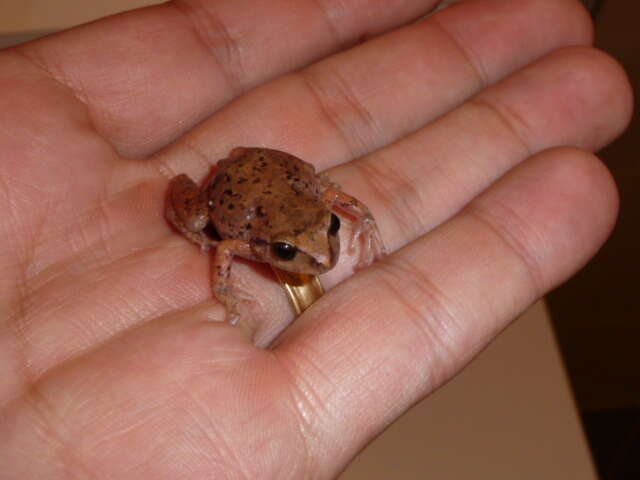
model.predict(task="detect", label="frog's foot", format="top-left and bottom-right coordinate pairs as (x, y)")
top-left (212, 284), bottom-right (244, 325)
top-left (226, 306), bottom-right (241, 326)
top-left (220, 288), bottom-right (258, 326)
top-left (166, 174), bottom-right (217, 251)
top-left (348, 214), bottom-right (387, 270)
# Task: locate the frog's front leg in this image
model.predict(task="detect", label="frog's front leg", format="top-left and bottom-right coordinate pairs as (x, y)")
top-left (166, 174), bottom-right (216, 251)
top-left (212, 239), bottom-right (255, 325)
top-left (321, 186), bottom-right (387, 269)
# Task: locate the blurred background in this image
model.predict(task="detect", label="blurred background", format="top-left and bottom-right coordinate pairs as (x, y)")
top-left (0, 1), bottom-right (637, 478)
top-left (545, 1), bottom-right (640, 478)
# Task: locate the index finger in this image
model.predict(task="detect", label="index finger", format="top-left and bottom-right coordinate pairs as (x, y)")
top-left (12, 0), bottom-right (439, 158)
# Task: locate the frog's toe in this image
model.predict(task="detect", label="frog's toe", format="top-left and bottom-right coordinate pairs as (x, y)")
top-left (349, 218), bottom-right (387, 270)
top-left (233, 286), bottom-right (255, 304)
top-left (227, 310), bottom-right (241, 326)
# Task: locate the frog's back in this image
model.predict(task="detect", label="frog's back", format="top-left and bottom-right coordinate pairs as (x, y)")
top-left (209, 148), bottom-right (326, 241)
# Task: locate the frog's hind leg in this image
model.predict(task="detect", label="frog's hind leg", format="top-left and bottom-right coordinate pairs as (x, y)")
top-left (166, 174), bottom-right (217, 251)
top-left (211, 239), bottom-right (254, 325)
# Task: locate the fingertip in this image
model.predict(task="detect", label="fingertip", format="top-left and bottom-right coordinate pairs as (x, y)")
top-left (550, 46), bottom-right (634, 145)
top-left (558, 0), bottom-right (595, 45)
top-left (483, 45), bottom-right (634, 153)
top-left (521, 0), bottom-right (594, 46)
top-left (537, 146), bottom-right (619, 240)
top-left (486, 146), bottom-right (620, 286)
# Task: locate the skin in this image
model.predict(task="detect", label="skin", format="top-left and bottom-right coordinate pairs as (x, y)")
top-left (0, 0), bottom-right (632, 479)
top-left (166, 146), bottom-right (385, 322)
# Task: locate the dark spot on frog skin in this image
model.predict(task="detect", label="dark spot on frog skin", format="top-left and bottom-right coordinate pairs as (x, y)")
top-left (228, 204), bottom-right (235, 210)
top-left (263, 190), bottom-right (272, 195)
top-left (219, 198), bottom-right (225, 206)
top-left (224, 189), bottom-right (233, 196)
top-left (237, 177), bottom-right (248, 184)
top-left (203, 223), bottom-right (221, 241)
top-left (245, 223), bottom-right (252, 230)
top-left (252, 177), bottom-right (261, 184)
top-left (256, 206), bottom-right (266, 217)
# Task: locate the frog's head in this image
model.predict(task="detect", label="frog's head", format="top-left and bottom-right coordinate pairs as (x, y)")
top-left (251, 211), bottom-right (341, 275)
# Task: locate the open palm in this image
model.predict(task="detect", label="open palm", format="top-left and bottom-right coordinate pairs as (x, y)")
top-left (0, 0), bottom-right (631, 478)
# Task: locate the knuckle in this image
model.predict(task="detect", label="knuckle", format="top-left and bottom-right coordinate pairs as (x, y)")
top-left (298, 67), bottom-right (380, 157)
top-left (354, 157), bottom-right (426, 243)
top-left (171, 0), bottom-right (245, 94)
top-left (465, 199), bottom-right (546, 296)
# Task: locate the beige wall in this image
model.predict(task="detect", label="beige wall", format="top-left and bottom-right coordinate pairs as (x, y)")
top-left (0, 0), bottom-right (162, 33)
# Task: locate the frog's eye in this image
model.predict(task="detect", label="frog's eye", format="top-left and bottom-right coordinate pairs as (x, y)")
top-left (271, 242), bottom-right (297, 261)
top-left (328, 213), bottom-right (341, 236)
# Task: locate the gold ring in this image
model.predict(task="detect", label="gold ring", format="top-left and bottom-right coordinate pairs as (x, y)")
top-left (272, 268), bottom-right (325, 315)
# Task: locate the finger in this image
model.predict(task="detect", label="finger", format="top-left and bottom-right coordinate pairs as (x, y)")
top-left (323, 46), bottom-right (633, 279)
top-left (275, 147), bottom-right (619, 477)
top-left (14, 0), bottom-right (441, 158)
top-left (141, 0), bottom-right (593, 182)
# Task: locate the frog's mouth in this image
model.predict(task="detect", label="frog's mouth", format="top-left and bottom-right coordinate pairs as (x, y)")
top-left (271, 249), bottom-right (337, 276)
top-left (301, 249), bottom-right (338, 275)
top-left (314, 251), bottom-right (338, 273)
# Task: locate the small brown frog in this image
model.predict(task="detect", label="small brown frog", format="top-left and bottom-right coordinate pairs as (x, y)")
top-left (166, 147), bottom-right (386, 323)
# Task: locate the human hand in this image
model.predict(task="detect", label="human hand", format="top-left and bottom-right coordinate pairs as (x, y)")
top-left (0, 0), bottom-right (631, 478)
